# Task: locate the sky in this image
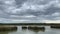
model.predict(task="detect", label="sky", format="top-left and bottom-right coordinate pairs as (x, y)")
top-left (0, 0), bottom-right (60, 23)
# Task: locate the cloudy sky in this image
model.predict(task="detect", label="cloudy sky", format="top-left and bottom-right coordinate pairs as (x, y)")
top-left (0, 0), bottom-right (60, 23)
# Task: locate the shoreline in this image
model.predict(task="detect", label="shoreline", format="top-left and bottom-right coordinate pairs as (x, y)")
top-left (0, 23), bottom-right (60, 26)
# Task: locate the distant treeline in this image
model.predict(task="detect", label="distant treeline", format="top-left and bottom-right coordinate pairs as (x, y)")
top-left (0, 23), bottom-right (60, 25)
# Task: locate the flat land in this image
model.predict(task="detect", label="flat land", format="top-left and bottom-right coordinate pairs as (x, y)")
top-left (0, 23), bottom-right (60, 26)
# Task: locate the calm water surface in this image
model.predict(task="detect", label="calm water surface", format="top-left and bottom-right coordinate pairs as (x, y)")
top-left (0, 26), bottom-right (60, 34)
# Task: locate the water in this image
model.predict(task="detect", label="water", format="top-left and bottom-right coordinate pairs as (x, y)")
top-left (0, 26), bottom-right (60, 34)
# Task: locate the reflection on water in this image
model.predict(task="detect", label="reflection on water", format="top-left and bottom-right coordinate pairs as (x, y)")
top-left (0, 26), bottom-right (60, 34)
top-left (0, 30), bottom-right (17, 34)
top-left (22, 28), bottom-right (45, 32)
top-left (28, 28), bottom-right (45, 32)
top-left (0, 28), bottom-right (17, 34)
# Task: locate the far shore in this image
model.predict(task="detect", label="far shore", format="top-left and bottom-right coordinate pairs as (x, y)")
top-left (0, 23), bottom-right (60, 26)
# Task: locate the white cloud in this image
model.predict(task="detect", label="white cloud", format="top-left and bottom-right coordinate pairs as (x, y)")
top-left (11, 20), bottom-right (30, 23)
top-left (44, 20), bottom-right (60, 23)
top-left (1, 0), bottom-right (60, 14)
top-left (53, 0), bottom-right (60, 8)
top-left (3, 0), bottom-right (60, 14)
top-left (10, 15), bottom-right (36, 18)
top-left (54, 17), bottom-right (60, 20)
top-left (22, 15), bottom-right (36, 18)
top-left (4, 0), bottom-right (15, 5)
top-left (0, 0), bottom-right (60, 23)
top-left (1, 0), bottom-right (17, 14)
top-left (52, 12), bottom-right (60, 16)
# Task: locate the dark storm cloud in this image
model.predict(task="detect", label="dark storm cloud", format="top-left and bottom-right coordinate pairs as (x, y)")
top-left (15, 0), bottom-right (27, 8)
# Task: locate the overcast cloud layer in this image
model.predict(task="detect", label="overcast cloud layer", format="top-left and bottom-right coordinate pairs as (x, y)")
top-left (0, 0), bottom-right (60, 23)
